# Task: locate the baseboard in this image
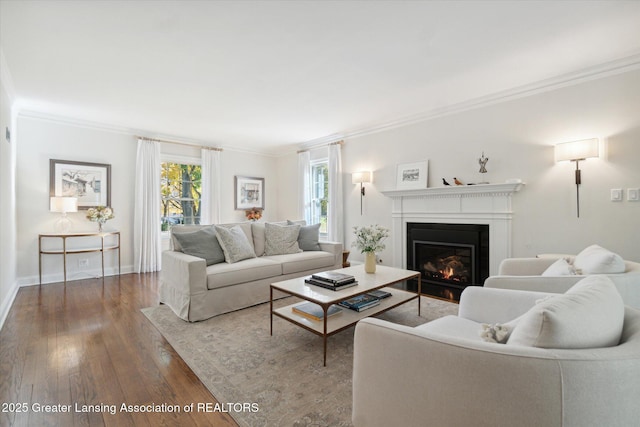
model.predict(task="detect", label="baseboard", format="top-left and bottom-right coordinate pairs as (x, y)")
top-left (0, 280), bottom-right (20, 332)
top-left (17, 265), bottom-right (135, 287)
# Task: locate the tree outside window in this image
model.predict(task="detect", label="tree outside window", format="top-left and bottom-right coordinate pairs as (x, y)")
top-left (161, 162), bottom-right (202, 231)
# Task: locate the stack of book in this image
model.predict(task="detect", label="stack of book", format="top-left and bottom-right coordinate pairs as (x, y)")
top-left (338, 294), bottom-right (380, 312)
top-left (305, 271), bottom-right (358, 291)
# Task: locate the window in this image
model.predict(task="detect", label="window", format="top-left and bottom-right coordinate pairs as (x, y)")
top-left (160, 161), bottom-right (202, 231)
top-left (310, 160), bottom-right (328, 234)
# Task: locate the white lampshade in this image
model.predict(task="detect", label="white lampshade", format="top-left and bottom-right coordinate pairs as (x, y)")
top-left (555, 138), bottom-right (599, 162)
top-left (351, 171), bottom-right (371, 184)
top-left (50, 197), bottom-right (78, 213)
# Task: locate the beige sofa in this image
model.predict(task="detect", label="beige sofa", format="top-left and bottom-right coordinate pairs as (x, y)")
top-left (484, 255), bottom-right (640, 309)
top-left (352, 282), bottom-right (640, 427)
top-left (159, 221), bottom-right (343, 321)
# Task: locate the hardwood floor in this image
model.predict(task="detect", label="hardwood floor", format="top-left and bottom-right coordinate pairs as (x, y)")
top-left (0, 274), bottom-right (238, 427)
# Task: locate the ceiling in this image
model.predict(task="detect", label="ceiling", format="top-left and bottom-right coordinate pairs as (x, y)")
top-left (2, 1), bottom-right (640, 154)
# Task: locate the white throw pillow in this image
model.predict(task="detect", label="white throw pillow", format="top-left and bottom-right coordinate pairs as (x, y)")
top-left (574, 244), bottom-right (625, 274)
top-left (507, 275), bottom-right (624, 349)
top-left (541, 258), bottom-right (577, 276)
top-left (214, 225), bottom-right (257, 263)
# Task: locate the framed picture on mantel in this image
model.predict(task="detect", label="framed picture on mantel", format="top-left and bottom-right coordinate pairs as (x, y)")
top-left (396, 160), bottom-right (428, 189)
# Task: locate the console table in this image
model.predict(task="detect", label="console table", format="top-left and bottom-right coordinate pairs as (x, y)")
top-left (38, 231), bottom-right (121, 284)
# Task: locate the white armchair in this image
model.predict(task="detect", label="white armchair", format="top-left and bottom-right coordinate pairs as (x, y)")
top-left (352, 284), bottom-right (640, 427)
top-left (484, 256), bottom-right (640, 309)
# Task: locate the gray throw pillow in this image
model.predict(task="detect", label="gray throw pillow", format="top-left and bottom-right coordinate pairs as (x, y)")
top-left (288, 220), bottom-right (321, 251)
top-left (265, 223), bottom-right (302, 256)
top-left (172, 227), bottom-right (225, 266)
top-left (214, 225), bottom-right (257, 263)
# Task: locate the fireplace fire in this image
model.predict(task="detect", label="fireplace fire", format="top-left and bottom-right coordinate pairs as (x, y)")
top-left (406, 223), bottom-right (489, 301)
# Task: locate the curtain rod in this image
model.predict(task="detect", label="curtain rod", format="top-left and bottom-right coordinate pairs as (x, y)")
top-left (136, 135), bottom-right (223, 151)
top-left (297, 140), bottom-right (344, 154)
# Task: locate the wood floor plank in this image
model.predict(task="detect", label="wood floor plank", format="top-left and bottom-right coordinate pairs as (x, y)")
top-left (0, 274), bottom-right (239, 427)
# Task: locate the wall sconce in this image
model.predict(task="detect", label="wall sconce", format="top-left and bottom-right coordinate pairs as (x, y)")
top-left (555, 138), bottom-right (599, 218)
top-left (352, 171), bottom-right (371, 215)
top-left (50, 196), bottom-right (78, 233)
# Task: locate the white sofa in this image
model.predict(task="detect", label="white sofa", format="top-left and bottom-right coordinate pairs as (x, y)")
top-left (352, 282), bottom-right (640, 427)
top-left (159, 221), bottom-right (343, 321)
top-left (484, 254), bottom-right (640, 309)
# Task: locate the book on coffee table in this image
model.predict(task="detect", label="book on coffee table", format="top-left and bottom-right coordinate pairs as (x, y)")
top-left (338, 294), bottom-right (381, 312)
top-left (292, 302), bottom-right (343, 321)
top-left (311, 271), bottom-right (356, 285)
top-left (305, 278), bottom-right (358, 291)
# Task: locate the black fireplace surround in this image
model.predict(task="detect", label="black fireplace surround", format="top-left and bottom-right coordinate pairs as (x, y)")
top-left (406, 222), bottom-right (489, 301)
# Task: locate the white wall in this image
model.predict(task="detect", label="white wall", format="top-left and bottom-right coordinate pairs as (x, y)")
top-left (15, 117), bottom-right (282, 284)
top-left (0, 56), bottom-right (18, 329)
top-left (339, 69), bottom-right (640, 265)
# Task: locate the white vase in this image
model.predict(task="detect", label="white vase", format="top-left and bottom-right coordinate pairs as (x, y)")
top-left (364, 252), bottom-right (376, 273)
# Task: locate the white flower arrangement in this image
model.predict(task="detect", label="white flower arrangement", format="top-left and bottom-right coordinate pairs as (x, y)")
top-left (86, 206), bottom-right (115, 224)
top-left (352, 224), bottom-right (390, 253)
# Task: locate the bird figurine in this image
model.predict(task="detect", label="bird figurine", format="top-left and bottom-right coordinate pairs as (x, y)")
top-left (454, 177), bottom-right (464, 185)
top-left (442, 178), bottom-right (450, 186)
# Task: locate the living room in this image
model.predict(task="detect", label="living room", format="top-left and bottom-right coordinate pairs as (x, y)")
top-left (1, 1), bottom-right (640, 426)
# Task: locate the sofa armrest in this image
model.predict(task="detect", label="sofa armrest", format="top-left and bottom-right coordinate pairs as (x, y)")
top-left (484, 275), bottom-right (584, 294)
top-left (318, 241), bottom-right (343, 264)
top-left (160, 250), bottom-right (208, 295)
top-left (458, 286), bottom-right (553, 324)
top-left (352, 317), bottom-right (563, 427)
top-left (498, 257), bottom-right (558, 275)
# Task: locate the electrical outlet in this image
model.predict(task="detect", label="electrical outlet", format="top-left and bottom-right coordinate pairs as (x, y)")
top-left (79, 258), bottom-right (89, 268)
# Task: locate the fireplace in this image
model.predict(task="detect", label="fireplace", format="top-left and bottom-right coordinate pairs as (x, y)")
top-left (406, 223), bottom-right (489, 301)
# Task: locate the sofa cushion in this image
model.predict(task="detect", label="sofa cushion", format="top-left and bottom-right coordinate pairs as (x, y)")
top-left (263, 251), bottom-right (335, 275)
top-left (206, 258), bottom-right (282, 290)
top-left (507, 275), bottom-right (624, 349)
top-left (574, 244), bottom-right (625, 274)
top-left (171, 224), bottom-right (210, 252)
top-left (288, 220), bottom-right (321, 251)
top-left (251, 221), bottom-right (287, 257)
top-left (541, 257), bottom-right (576, 276)
top-left (214, 225), bottom-right (257, 263)
top-left (264, 223), bottom-right (302, 256)
top-left (172, 226), bottom-right (225, 266)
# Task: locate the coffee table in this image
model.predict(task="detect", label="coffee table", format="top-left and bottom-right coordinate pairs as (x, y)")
top-left (270, 265), bottom-right (421, 366)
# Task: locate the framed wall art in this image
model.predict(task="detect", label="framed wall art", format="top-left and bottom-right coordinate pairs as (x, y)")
top-left (235, 176), bottom-right (264, 210)
top-left (396, 160), bottom-right (428, 189)
top-left (50, 159), bottom-right (111, 209)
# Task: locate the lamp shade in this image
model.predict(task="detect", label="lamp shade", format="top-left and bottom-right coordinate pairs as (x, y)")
top-left (555, 138), bottom-right (599, 162)
top-left (50, 196), bottom-right (78, 213)
top-left (351, 171), bottom-right (371, 184)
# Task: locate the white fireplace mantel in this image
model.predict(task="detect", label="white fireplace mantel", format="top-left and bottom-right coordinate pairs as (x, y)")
top-left (381, 182), bottom-right (524, 276)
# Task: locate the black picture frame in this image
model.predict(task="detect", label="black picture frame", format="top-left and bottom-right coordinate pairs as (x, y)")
top-left (50, 159), bottom-right (112, 210)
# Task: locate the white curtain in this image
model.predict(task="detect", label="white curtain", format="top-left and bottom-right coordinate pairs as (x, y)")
top-left (298, 150), bottom-right (312, 224)
top-left (134, 139), bottom-right (161, 273)
top-left (200, 148), bottom-right (221, 225)
top-left (328, 143), bottom-right (344, 243)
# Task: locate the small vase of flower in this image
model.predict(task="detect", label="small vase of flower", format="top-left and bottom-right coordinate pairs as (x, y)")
top-left (245, 207), bottom-right (263, 221)
top-left (352, 224), bottom-right (389, 273)
top-left (86, 206), bottom-right (115, 232)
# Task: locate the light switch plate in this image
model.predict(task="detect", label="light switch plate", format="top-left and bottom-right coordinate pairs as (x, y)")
top-left (628, 188), bottom-right (640, 202)
top-left (611, 189), bottom-right (623, 202)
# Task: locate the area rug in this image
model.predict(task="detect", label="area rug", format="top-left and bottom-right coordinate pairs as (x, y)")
top-left (142, 296), bottom-right (458, 427)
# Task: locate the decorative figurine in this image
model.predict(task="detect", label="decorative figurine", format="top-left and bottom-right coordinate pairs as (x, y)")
top-left (442, 178), bottom-right (450, 186)
top-left (479, 152), bottom-right (489, 174)
top-left (454, 177), bottom-right (464, 185)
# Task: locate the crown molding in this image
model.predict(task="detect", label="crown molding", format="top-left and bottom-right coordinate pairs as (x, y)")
top-left (297, 53), bottom-right (640, 148)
